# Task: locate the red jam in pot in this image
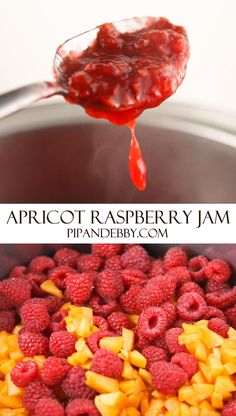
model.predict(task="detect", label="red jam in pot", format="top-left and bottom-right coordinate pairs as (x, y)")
top-left (57, 17), bottom-right (190, 190)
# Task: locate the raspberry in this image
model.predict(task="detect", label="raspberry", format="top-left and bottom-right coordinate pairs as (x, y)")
top-left (152, 334), bottom-right (168, 351)
top-left (27, 272), bottom-right (47, 297)
top-left (120, 285), bottom-right (141, 314)
top-left (0, 278), bottom-right (31, 307)
top-left (11, 360), bottom-right (38, 387)
top-left (205, 280), bottom-right (229, 293)
top-left (148, 259), bottom-right (164, 278)
top-left (165, 328), bottom-right (186, 354)
top-left (107, 312), bottom-right (131, 334)
top-left (9, 265), bottom-right (27, 278)
top-left (222, 400), bottom-right (236, 416)
top-left (178, 281), bottom-right (204, 297)
top-left (20, 301), bottom-right (50, 332)
top-left (89, 294), bottom-right (117, 317)
top-left (149, 361), bottom-right (187, 395)
top-left (92, 244), bottom-right (122, 258)
top-left (49, 331), bottom-right (76, 357)
top-left (41, 356), bottom-right (70, 386)
top-left (29, 256), bottom-right (55, 274)
top-left (161, 303), bottom-right (177, 327)
top-left (142, 346), bottom-right (167, 368)
top-left (77, 254), bottom-right (103, 272)
top-left (49, 310), bottom-right (67, 332)
top-left (62, 367), bottom-right (95, 400)
top-left (149, 274), bottom-right (177, 302)
top-left (120, 245), bottom-right (150, 272)
top-left (93, 315), bottom-right (108, 331)
top-left (18, 330), bottom-right (49, 356)
top-left (0, 310), bottom-right (16, 332)
top-left (205, 287), bottom-right (236, 309)
top-left (163, 247), bottom-right (188, 271)
top-left (96, 270), bottom-right (124, 301)
top-left (54, 248), bottom-right (80, 268)
top-left (225, 305), bottom-right (236, 328)
top-left (204, 306), bottom-right (226, 321)
top-left (177, 292), bottom-right (207, 320)
top-left (121, 268), bottom-right (148, 288)
top-left (204, 259), bottom-right (231, 283)
top-left (188, 255), bottom-right (208, 282)
top-left (91, 348), bottom-right (122, 379)
top-left (65, 399), bottom-right (99, 416)
top-left (65, 272), bottom-right (93, 305)
top-left (49, 266), bottom-right (76, 289)
top-left (35, 398), bottom-right (65, 416)
top-left (171, 352), bottom-right (199, 378)
top-left (23, 380), bottom-right (55, 413)
top-left (104, 255), bottom-right (122, 271)
top-left (135, 278), bottom-right (165, 311)
top-left (137, 307), bottom-right (167, 340)
top-left (45, 295), bottom-right (63, 314)
top-left (208, 318), bottom-right (229, 338)
top-left (0, 294), bottom-right (13, 310)
top-left (87, 330), bottom-right (115, 353)
top-left (167, 266), bottom-right (191, 286)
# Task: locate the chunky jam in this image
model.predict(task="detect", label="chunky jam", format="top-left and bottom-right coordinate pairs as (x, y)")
top-left (57, 17), bottom-right (190, 190)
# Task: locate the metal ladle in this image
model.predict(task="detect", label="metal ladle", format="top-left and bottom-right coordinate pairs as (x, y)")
top-left (0, 17), bottom-right (151, 119)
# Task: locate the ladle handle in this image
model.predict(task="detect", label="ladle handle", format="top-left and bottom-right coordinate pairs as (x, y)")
top-left (0, 81), bottom-right (60, 119)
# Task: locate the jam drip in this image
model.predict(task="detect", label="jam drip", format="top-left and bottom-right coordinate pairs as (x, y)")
top-left (128, 120), bottom-right (146, 191)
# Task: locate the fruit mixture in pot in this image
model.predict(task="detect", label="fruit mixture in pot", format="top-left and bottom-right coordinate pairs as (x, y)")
top-left (1, 245), bottom-right (235, 416)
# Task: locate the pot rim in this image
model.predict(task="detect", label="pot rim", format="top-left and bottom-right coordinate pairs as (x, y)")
top-left (0, 101), bottom-right (236, 149)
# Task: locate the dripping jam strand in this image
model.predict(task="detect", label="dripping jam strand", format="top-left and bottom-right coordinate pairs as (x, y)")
top-left (128, 120), bottom-right (147, 191)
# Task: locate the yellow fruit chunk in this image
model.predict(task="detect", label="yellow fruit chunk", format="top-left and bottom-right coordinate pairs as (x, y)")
top-left (67, 350), bottom-right (90, 366)
top-left (80, 360), bottom-right (92, 370)
top-left (122, 361), bottom-right (139, 380)
top-left (118, 350), bottom-right (129, 361)
top-left (75, 339), bottom-right (93, 358)
top-left (199, 363), bottom-right (214, 384)
top-left (191, 371), bottom-right (207, 385)
top-left (86, 371), bottom-right (119, 393)
top-left (180, 402), bottom-right (191, 416)
top-left (126, 392), bottom-right (144, 409)
top-left (0, 410), bottom-right (26, 416)
top-left (90, 325), bottom-right (100, 334)
top-left (128, 315), bottom-right (139, 325)
top-left (140, 393), bottom-right (149, 414)
top-left (145, 398), bottom-right (164, 416)
top-left (200, 328), bottom-right (224, 349)
top-left (99, 337), bottom-right (123, 354)
top-left (12, 325), bottom-right (23, 335)
top-left (165, 397), bottom-right (180, 415)
top-left (95, 391), bottom-right (127, 416)
top-left (119, 377), bottom-right (146, 395)
top-left (211, 392), bottom-right (223, 409)
top-left (223, 361), bottom-right (236, 375)
top-left (0, 394), bottom-right (23, 409)
top-left (0, 359), bottom-right (16, 375)
top-left (195, 343), bottom-right (207, 362)
top-left (214, 375), bottom-right (236, 397)
top-left (126, 407), bottom-right (141, 416)
top-left (198, 400), bottom-right (212, 410)
top-left (40, 279), bottom-right (63, 297)
top-left (207, 354), bottom-right (223, 378)
top-left (178, 386), bottom-right (195, 402)
top-left (129, 351), bottom-right (147, 369)
top-left (6, 373), bottom-right (24, 397)
top-left (138, 368), bottom-right (152, 384)
top-left (9, 351), bottom-right (24, 362)
top-left (192, 384), bottom-right (214, 401)
top-left (122, 328), bottom-right (135, 352)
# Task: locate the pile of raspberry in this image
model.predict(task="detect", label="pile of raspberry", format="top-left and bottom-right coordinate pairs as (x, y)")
top-left (0, 244), bottom-right (236, 416)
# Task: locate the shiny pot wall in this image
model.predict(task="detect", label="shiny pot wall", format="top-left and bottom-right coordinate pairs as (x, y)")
top-left (0, 102), bottom-right (236, 203)
top-left (0, 102), bottom-right (236, 275)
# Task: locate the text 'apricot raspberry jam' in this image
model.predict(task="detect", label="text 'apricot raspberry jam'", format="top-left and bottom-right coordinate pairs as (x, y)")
top-left (57, 17), bottom-right (190, 190)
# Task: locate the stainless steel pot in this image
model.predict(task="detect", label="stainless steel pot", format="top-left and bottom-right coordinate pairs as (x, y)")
top-left (0, 102), bottom-right (235, 276)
